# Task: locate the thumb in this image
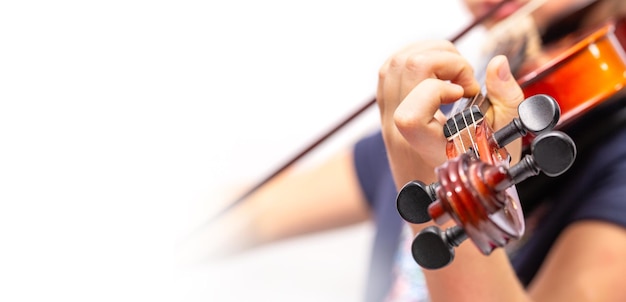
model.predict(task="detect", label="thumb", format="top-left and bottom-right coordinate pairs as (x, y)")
top-left (484, 55), bottom-right (525, 130)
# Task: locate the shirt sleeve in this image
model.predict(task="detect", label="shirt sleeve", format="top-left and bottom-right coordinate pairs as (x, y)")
top-left (353, 130), bottom-right (391, 208)
top-left (569, 126), bottom-right (626, 227)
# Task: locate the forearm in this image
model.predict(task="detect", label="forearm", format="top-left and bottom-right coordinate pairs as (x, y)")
top-left (416, 221), bottom-right (531, 302)
top-left (177, 148), bottom-right (370, 264)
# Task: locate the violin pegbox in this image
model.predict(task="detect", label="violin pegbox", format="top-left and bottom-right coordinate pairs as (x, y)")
top-left (396, 94), bottom-right (576, 270)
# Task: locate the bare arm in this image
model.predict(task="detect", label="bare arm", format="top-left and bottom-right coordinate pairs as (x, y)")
top-left (528, 220), bottom-right (626, 301)
top-left (178, 147), bottom-right (371, 263)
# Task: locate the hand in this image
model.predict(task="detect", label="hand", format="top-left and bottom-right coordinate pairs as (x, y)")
top-left (376, 40), bottom-right (524, 188)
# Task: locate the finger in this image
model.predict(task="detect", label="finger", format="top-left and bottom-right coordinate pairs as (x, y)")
top-left (400, 50), bottom-right (480, 98)
top-left (378, 40), bottom-right (460, 114)
top-left (378, 42), bottom-right (478, 119)
top-left (434, 110), bottom-right (448, 125)
top-left (380, 40), bottom-right (460, 77)
top-left (484, 55), bottom-right (525, 130)
top-left (394, 79), bottom-right (465, 163)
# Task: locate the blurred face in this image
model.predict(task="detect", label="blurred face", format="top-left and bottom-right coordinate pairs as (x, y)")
top-left (461, 0), bottom-right (599, 30)
top-left (462, 0), bottom-right (531, 27)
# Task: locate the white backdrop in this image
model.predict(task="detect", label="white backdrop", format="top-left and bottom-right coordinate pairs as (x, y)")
top-left (0, 1), bottom-right (478, 301)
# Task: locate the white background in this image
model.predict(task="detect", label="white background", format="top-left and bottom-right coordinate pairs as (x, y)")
top-left (0, 1), bottom-right (477, 301)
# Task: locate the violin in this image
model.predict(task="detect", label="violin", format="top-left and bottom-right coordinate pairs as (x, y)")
top-left (395, 16), bottom-right (626, 269)
top-left (519, 17), bottom-right (626, 127)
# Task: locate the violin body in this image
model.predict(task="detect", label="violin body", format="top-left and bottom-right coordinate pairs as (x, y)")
top-left (518, 17), bottom-right (626, 128)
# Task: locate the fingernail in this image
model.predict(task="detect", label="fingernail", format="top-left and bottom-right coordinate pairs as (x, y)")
top-left (497, 55), bottom-right (511, 81)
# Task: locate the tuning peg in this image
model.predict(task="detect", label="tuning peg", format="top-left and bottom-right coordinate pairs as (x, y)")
top-left (528, 131), bottom-right (577, 176)
top-left (411, 225), bottom-right (468, 270)
top-left (396, 180), bottom-right (439, 224)
top-left (493, 94), bottom-right (561, 147)
top-left (497, 131), bottom-right (576, 190)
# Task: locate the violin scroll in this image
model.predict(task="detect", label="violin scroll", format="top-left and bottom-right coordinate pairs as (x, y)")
top-left (397, 94), bottom-right (577, 270)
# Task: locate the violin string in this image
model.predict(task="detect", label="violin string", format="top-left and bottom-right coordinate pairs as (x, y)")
top-left (452, 112), bottom-right (467, 153)
top-left (468, 91), bottom-right (481, 108)
top-left (444, 123), bottom-right (456, 155)
top-left (470, 100), bottom-right (481, 157)
top-left (461, 107), bottom-right (479, 158)
top-left (445, 121), bottom-right (461, 155)
top-left (448, 91), bottom-right (480, 155)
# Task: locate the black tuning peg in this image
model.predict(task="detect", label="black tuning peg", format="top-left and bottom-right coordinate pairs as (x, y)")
top-left (493, 94), bottom-right (561, 147)
top-left (396, 180), bottom-right (439, 224)
top-left (498, 131), bottom-right (576, 190)
top-left (527, 131), bottom-right (577, 176)
top-left (411, 225), bottom-right (468, 270)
